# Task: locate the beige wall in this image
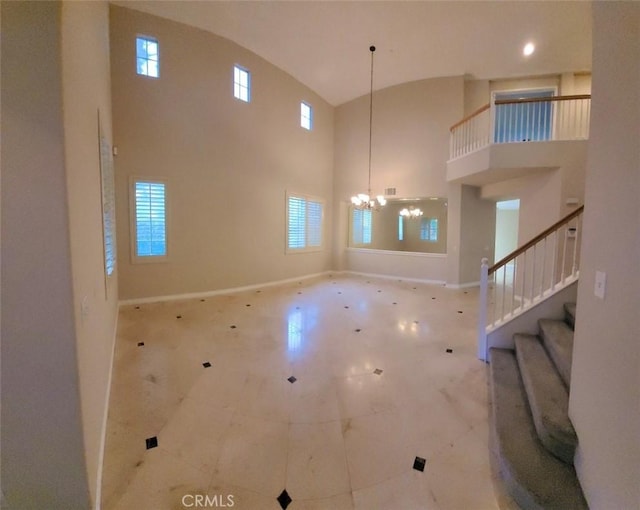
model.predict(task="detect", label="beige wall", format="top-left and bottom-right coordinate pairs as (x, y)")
top-left (570, 3), bottom-right (640, 509)
top-left (110, 6), bottom-right (334, 301)
top-left (334, 76), bottom-right (463, 280)
top-left (335, 76), bottom-right (463, 202)
top-left (459, 185), bottom-right (496, 284)
top-left (1, 1), bottom-right (91, 507)
top-left (464, 79), bottom-right (490, 116)
top-left (61, 1), bottom-right (119, 506)
top-left (446, 184), bottom-right (495, 285)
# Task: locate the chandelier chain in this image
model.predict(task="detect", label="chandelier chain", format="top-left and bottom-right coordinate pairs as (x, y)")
top-left (368, 46), bottom-right (375, 194)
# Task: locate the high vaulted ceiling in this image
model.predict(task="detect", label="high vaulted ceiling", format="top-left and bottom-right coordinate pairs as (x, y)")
top-left (112, 1), bottom-right (592, 106)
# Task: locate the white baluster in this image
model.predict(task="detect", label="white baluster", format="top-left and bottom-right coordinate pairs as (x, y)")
top-left (478, 258), bottom-right (489, 361)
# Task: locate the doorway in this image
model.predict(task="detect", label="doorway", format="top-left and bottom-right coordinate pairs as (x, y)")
top-left (495, 199), bottom-right (520, 263)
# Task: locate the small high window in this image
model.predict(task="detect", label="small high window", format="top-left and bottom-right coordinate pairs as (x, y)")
top-left (301, 102), bottom-right (313, 130)
top-left (136, 36), bottom-right (159, 78)
top-left (234, 65), bottom-right (251, 102)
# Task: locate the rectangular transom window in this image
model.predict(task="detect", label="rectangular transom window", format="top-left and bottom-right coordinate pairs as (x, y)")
top-left (420, 218), bottom-right (438, 242)
top-left (352, 209), bottom-right (372, 245)
top-left (234, 65), bottom-right (251, 102)
top-left (131, 179), bottom-right (167, 262)
top-left (301, 102), bottom-right (313, 130)
top-left (136, 36), bottom-right (159, 78)
top-left (286, 192), bottom-right (324, 253)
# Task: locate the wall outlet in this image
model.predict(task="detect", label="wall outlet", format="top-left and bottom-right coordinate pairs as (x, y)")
top-left (594, 271), bottom-right (606, 300)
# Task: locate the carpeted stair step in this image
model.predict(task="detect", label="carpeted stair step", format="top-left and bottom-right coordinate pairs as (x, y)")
top-left (564, 303), bottom-right (577, 330)
top-left (539, 319), bottom-right (574, 389)
top-left (515, 334), bottom-right (578, 464)
top-left (489, 348), bottom-right (588, 510)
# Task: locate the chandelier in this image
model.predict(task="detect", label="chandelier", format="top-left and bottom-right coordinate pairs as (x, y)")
top-left (399, 207), bottom-right (423, 218)
top-left (351, 46), bottom-right (386, 210)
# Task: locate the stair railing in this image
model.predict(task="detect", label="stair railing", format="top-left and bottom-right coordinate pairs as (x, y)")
top-left (478, 206), bottom-right (584, 360)
top-left (449, 94), bottom-right (591, 160)
top-left (449, 103), bottom-right (491, 159)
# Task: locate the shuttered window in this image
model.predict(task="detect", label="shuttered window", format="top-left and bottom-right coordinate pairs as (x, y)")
top-left (420, 218), bottom-right (438, 242)
top-left (352, 209), bottom-right (372, 245)
top-left (131, 179), bottom-right (168, 262)
top-left (99, 131), bottom-right (116, 277)
top-left (286, 193), bottom-right (324, 253)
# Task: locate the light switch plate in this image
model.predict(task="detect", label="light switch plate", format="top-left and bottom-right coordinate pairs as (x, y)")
top-left (594, 271), bottom-right (606, 300)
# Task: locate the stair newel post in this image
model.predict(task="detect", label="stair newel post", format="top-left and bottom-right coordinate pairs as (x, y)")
top-left (478, 257), bottom-right (490, 362)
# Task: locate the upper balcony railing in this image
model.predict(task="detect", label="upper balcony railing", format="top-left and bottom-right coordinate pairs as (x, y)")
top-left (449, 94), bottom-right (591, 160)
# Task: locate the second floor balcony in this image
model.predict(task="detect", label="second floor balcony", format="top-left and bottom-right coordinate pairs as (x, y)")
top-left (447, 94), bottom-right (591, 185)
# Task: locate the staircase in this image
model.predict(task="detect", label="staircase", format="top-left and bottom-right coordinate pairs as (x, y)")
top-left (490, 303), bottom-right (588, 509)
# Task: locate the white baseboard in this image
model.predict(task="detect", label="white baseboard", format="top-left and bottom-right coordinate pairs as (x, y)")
top-left (446, 280), bottom-right (480, 289)
top-left (343, 270), bottom-right (447, 286)
top-left (118, 271), bottom-right (333, 306)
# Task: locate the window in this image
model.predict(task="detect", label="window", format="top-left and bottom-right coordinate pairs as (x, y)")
top-left (398, 215), bottom-right (404, 241)
top-left (420, 218), bottom-right (438, 242)
top-left (233, 65), bottom-right (251, 102)
top-left (286, 193), bottom-right (324, 253)
top-left (136, 36), bottom-right (159, 78)
top-left (493, 89), bottom-right (555, 143)
top-left (301, 102), bottom-right (313, 130)
top-left (99, 128), bottom-right (116, 277)
top-left (352, 208), bottom-right (372, 245)
top-left (131, 179), bottom-right (167, 261)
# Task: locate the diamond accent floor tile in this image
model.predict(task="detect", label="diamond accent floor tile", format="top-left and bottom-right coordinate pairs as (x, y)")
top-left (277, 489), bottom-right (292, 509)
top-left (104, 275), bottom-right (493, 509)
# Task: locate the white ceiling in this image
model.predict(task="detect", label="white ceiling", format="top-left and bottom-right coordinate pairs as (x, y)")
top-left (113, 0), bottom-right (592, 106)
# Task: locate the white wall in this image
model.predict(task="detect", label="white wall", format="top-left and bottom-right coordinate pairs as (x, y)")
top-left (61, 1), bottom-right (119, 506)
top-left (569, 3), bottom-right (640, 509)
top-left (1, 2), bottom-right (91, 507)
top-left (110, 6), bottom-right (334, 301)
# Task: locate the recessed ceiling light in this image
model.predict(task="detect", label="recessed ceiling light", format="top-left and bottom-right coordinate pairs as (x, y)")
top-left (523, 42), bottom-right (535, 56)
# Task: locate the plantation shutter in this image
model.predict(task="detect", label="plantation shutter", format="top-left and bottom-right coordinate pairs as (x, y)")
top-left (135, 181), bottom-right (166, 257)
top-left (288, 196), bottom-right (306, 249)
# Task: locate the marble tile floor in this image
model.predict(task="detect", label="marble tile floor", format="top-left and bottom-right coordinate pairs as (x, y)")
top-left (102, 274), bottom-right (501, 510)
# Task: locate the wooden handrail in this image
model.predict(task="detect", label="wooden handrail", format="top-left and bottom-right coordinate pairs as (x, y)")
top-left (449, 103), bottom-right (490, 132)
top-left (489, 205), bottom-right (584, 274)
top-left (494, 94), bottom-right (591, 106)
top-left (450, 95), bottom-right (591, 132)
